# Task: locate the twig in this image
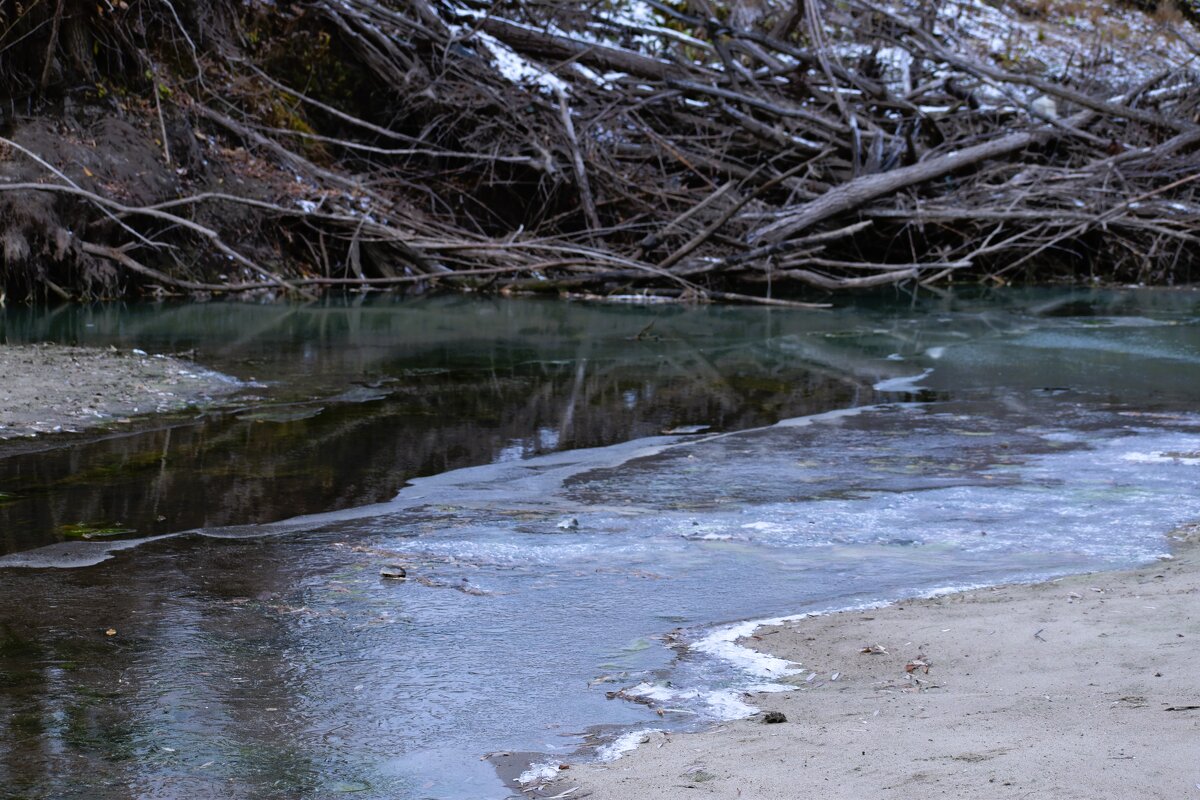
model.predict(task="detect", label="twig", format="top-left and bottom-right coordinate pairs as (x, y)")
top-left (557, 88), bottom-right (602, 232)
top-left (151, 64), bottom-right (172, 166)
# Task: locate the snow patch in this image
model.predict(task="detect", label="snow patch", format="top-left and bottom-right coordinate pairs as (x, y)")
top-left (875, 46), bottom-right (914, 95)
top-left (475, 31), bottom-right (569, 94)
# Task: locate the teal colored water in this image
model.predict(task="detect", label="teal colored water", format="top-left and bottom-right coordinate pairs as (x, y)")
top-left (0, 290), bottom-right (1198, 799)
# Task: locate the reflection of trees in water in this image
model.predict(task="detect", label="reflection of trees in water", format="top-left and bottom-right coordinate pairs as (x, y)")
top-left (0, 295), bottom-right (897, 389)
top-left (0, 540), bottom-right (329, 797)
top-left (0, 343), bottom-right (863, 555)
top-left (5, 292), bottom-right (1196, 797)
top-left (0, 622), bottom-right (55, 797)
top-left (0, 295), bottom-right (866, 795)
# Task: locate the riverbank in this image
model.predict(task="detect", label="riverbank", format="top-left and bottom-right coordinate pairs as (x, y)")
top-left (0, 344), bottom-right (241, 440)
top-left (549, 526), bottom-right (1200, 799)
top-left (2, 2), bottom-right (1197, 302)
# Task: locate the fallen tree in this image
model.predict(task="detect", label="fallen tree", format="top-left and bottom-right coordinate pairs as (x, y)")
top-left (0, 0), bottom-right (1198, 303)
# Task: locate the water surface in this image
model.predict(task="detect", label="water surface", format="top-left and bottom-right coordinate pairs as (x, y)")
top-left (1, 290), bottom-right (1199, 799)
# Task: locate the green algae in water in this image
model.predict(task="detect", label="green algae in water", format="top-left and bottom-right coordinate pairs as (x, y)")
top-left (0, 624), bottom-right (42, 658)
top-left (60, 522), bottom-right (138, 540)
top-left (52, 448), bottom-right (170, 485)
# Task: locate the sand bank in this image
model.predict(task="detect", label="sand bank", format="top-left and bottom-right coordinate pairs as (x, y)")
top-left (550, 529), bottom-right (1200, 799)
top-left (0, 343), bottom-right (240, 439)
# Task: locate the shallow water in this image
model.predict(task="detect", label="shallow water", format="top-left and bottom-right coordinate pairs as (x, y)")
top-left (1, 290), bottom-right (1199, 799)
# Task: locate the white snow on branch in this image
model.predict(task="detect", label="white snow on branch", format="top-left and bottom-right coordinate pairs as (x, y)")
top-left (474, 31), bottom-right (570, 94)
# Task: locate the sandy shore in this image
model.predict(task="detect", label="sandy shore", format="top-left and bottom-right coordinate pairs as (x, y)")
top-left (0, 343), bottom-right (241, 439)
top-left (549, 527), bottom-right (1200, 799)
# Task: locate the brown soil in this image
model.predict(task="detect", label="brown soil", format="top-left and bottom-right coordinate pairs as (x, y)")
top-left (0, 343), bottom-right (241, 439)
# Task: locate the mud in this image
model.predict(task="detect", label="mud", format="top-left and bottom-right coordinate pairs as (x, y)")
top-left (0, 343), bottom-right (241, 439)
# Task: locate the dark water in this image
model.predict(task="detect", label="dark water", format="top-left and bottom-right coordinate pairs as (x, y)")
top-left (1, 290), bottom-right (1199, 799)
top-left (0, 298), bottom-right (863, 555)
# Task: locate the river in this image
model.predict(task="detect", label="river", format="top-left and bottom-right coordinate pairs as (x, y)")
top-left (1, 289), bottom-right (1198, 799)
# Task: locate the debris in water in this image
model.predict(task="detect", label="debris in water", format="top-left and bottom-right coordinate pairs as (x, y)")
top-left (905, 657), bottom-right (931, 674)
top-left (61, 522), bottom-right (137, 540)
top-left (557, 517), bottom-right (579, 530)
top-left (663, 424), bottom-right (711, 435)
top-left (379, 564), bottom-right (407, 579)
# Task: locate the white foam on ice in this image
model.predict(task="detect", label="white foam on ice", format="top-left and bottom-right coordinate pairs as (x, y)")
top-left (517, 760), bottom-right (563, 785)
top-left (691, 618), bottom-right (804, 678)
top-left (596, 728), bottom-right (662, 762)
top-left (1124, 451), bottom-right (1200, 466)
top-left (623, 683), bottom-right (761, 719)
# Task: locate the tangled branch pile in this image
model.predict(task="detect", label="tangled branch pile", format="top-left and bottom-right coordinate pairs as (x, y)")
top-left (1, 0), bottom-right (1198, 303)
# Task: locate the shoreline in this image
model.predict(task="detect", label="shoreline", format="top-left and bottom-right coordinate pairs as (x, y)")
top-left (543, 526), bottom-right (1200, 799)
top-left (0, 343), bottom-right (242, 441)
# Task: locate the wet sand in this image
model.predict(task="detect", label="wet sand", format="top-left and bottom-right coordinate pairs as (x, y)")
top-left (549, 527), bottom-right (1200, 799)
top-left (0, 343), bottom-right (240, 439)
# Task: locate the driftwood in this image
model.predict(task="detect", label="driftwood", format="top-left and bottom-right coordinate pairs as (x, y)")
top-left (750, 114), bottom-right (1090, 243)
top-left (1, 0), bottom-right (1198, 301)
